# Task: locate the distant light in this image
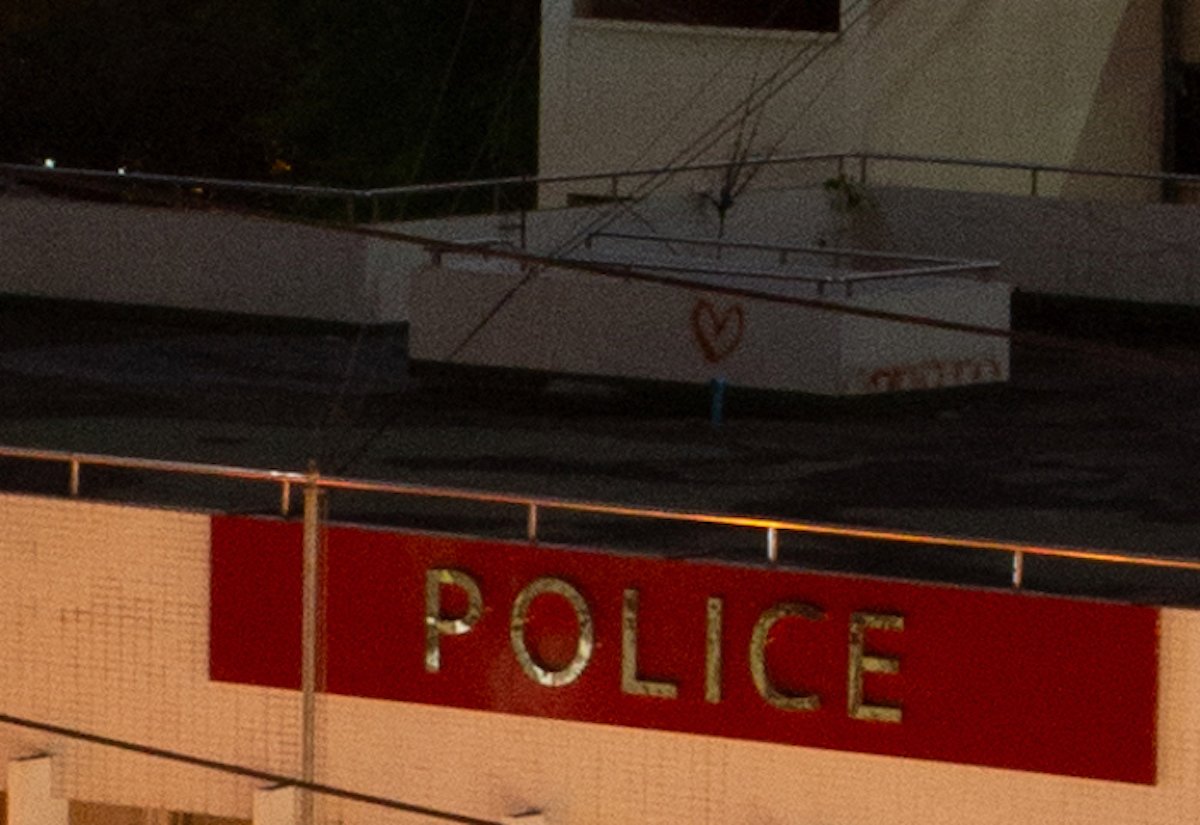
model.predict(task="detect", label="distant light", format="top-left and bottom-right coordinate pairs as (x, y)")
top-left (117, 167), bottom-right (127, 175)
top-left (42, 158), bottom-right (55, 169)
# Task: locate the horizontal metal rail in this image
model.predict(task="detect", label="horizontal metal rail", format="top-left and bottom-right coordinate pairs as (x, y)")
top-left (854, 151), bottom-right (1200, 186)
top-left (565, 253), bottom-right (995, 296)
top-left (1, 445), bottom-right (1199, 592)
top-left (586, 231), bottom-right (989, 267)
top-left (7, 149), bottom-right (1199, 224)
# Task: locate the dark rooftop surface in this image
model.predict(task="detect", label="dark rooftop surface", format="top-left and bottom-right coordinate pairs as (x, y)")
top-left (0, 293), bottom-right (1197, 605)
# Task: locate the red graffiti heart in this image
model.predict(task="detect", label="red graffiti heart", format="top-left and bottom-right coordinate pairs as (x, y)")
top-left (691, 299), bottom-right (745, 364)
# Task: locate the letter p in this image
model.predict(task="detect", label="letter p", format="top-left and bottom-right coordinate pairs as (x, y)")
top-left (425, 569), bottom-right (483, 673)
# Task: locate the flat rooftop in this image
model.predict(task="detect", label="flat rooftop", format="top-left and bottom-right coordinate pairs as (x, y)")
top-left (0, 294), bottom-right (1197, 605)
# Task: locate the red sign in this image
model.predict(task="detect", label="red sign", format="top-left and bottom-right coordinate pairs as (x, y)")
top-left (210, 516), bottom-right (1158, 783)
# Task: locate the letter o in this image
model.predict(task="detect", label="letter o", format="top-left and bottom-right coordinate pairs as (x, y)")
top-left (510, 577), bottom-right (594, 687)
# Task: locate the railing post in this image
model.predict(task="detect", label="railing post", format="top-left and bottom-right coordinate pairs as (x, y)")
top-left (280, 479), bottom-right (292, 517)
top-left (527, 503), bottom-right (539, 543)
top-left (68, 459), bottom-right (80, 497)
top-left (299, 461), bottom-right (321, 825)
top-left (1011, 550), bottom-right (1025, 588)
top-left (766, 527), bottom-right (779, 564)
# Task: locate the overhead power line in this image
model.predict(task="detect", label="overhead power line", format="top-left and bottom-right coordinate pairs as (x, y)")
top-left (440, 0), bottom-right (898, 365)
top-left (551, 0), bottom-right (894, 258)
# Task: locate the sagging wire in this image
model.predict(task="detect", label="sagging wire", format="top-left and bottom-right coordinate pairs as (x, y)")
top-left (432, 0), bottom-right (893, 369)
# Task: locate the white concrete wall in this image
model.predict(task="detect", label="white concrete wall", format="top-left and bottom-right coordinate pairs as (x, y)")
top-left (845, 186), bottom-right (1200, 306)
top-left (539, 0), bottom-right (1160, 204)
top-left (0, 493), bottom-right (1196, 824)
top-left (398, 197), bottom-right (1009, 395)
top-left (408, 260), bottom-right (1008, 395)
top-left (0, 195), bottom-right (408, 325)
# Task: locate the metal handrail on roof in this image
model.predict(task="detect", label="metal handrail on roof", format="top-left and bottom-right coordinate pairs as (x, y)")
top-left (586, 231), bottom-right (981, 266)
top-left (579, 231), bottom-right (1001, 294)
top-left (4, 150), bottom-right (1198, 224)
top-left (0, 444), bottom-right (1197, 594)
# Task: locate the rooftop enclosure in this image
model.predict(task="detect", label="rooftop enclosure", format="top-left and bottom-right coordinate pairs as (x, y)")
top-left (6, 153), bottom-right (1200, 395)
top-left (539, 0), bottom-right (1163, 201)
top-left (398, 184), bottom-right (1009, 395)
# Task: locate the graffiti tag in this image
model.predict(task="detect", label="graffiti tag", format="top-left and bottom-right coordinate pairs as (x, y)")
top-left (691, 299), bottom-right (745, 364)
top-left (862, 357), bottom-right (1003, 392)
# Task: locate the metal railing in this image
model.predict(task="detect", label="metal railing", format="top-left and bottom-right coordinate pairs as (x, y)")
top-left (6, 150), bottom-right (1200, 226)
top-left (2, 444), bottom-right (1199, 592)
top-left (579, 232), bottom-right (1000, 295)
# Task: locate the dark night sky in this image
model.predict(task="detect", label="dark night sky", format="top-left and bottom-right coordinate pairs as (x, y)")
top-left (0, 0), bottom-right (541, 185)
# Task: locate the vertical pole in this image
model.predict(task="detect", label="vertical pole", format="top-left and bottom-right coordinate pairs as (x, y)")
top-left (527, 503), bottom-right (539, 543)
top-left (1012, 550), bottom-right (1025, 589)
top-left (280, 480), bottom-right (292, 517)
top-left (766, 527), bottom-right (779, 564)
top-left (709, 378), bottom-right (726, 429)
top-left (68, 459), bottom-right (80, 497)
top-left (300, 462), bottom-right (321, 825)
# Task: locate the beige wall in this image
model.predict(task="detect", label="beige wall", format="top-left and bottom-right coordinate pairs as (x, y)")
top-left (0, 492), bottom-right (1196, 824)
top-left (539, 0), bottom-right (1160, 203)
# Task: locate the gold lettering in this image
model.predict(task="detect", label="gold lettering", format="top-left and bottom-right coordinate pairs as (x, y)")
top-left (706, 597), bottom-right (723, 704)
top-left (510, 577), bottom-right (594, 687)
top-left (847, 612), bottom-right (904, 724)
top-left (621, 589), bottom-right (678, 698)
top-left (749, 602), bottom-right (823, 711)
top-left (424, 569), bottom-right (483, 673)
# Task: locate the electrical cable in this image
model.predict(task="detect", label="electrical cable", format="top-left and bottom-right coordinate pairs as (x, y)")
top-left (406, 0), bottom-right (479, 192)
top-left (549, 0), bottom-right (888, 257)
top-left (0, 712), bottom-right (505, 825)
top-left (313, 0), bottom-right (479, 467)
top-left (435, 0), bottom-right (890, 367)
top-left (447, 19), bottom-right (541, 213)
top-left (722, 0), bottom-right (909, 205)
